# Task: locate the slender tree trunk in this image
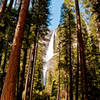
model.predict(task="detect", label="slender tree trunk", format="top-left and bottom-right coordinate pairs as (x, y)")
top-left (2, 49), bottom-right (7, 73)
top-left (65, 74), bottom-right (68, 100)
top-left (65, 25), bottom-right (69, 100)
top-left (24, 49), bottom-right (32, 100)
top-left (0, 39), bottom-right (4, 67)
top-left (0, 39), bottom-right (3, 67)
top-left (24, 42), bottom-right (37, 100)
top-left (29, 28), bottom-right (39, 100)
top-left (18, 28), bottom-right (30, 100)
top-left (68, 12), bottom-right (73, 100)
top-left (29, 27), bottom-right (39, 100)
top-left (0, 0), bottom-right (30, 99)
top-left (2, 40), bottom-right (8, 73)
top-left (24, 25), bottom-right (38, 100)
top-left (0, 0), bottom-right (7, 21)
top-left (28, 44), bottom-right (37, 100)
top-left (19, 48), bottom-right (27, 100)
top-left (14, 0), bottom-right (17, 8)
top-left (29, 42), bottom-right (38, 100)
top-left (18, 0), bottom-right (22, 15)
top-left (7, 0), bottom-right (14, 11)
top-left (0, 52), bottom-right (2, 67)
top-left (75, 0), bottom-right (88, 100)
top-left (57, 42), bottom-right (60, 100)
top-left (75, 42), bottom-right (79, 100)
top-left (57, 69), bottom-right (60, 100)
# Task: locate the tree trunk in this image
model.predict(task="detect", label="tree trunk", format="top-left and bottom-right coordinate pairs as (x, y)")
top-left (57, 69), bottom-right (60, 100)
top-left (2, 40), bottom-right (8, 73)
top-left (0, 0), bottom-right (30, 99)
top-left (65, 74), bottom-right (68, 100)
top-left (0, 52), bottom-right (2, 67)
top-left (75, 42), bottom-right (79, 100)
top-left (29, 42), bottom-right (38, 100)
top-left (24, 42), bottom-right (37, 100)
top-left (2, 49), bottom-right (7, 73)
top-left (14, 0), bottom-right (18, 8)
top-left (57, 42), bottom-right (60, 100)
top-left (16, 55), bottom-right (20, 100)
top-left (24, 25), bottom-right (38, 100)
top-left (7, 0), bottom-right (14, 11)
top-left (68, 12), bottom-right (73, 100)
top-left (18, 32), bottom-right (29, 100)
top-left (75, 0), bottom-right (88, 100)
top-left (65, 25), bottom-right (69, 100)
top-left (18, 0), bottom-right (22, 15)
top-left (0, 0), bottom-right (7, 21)
top-left (18, 48), bottom-right (27, 100)
top-left (24, 49), bottom-right (32, 100)
top-left (0, 39), bottom-right (4, 67)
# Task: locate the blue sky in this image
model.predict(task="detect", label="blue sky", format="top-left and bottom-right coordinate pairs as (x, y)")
top-left (7, 0), bottom-right (64, 30)
top-left (48, 0), bottom-right (64, 30)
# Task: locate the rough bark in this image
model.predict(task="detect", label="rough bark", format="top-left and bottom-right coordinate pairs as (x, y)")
top-left (0, 0), bottom-right (7, 21)
top-left (0, 0), bottom-right (30, 99)
top-left (16, 55), bottom-right (20, 100)
top-left (75, 0), bottom-right (88, 100)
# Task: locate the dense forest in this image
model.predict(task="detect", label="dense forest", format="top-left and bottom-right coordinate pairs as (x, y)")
top-left (0, 0), bottom-right (100, 100)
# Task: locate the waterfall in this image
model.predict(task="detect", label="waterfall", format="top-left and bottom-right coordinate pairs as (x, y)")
top-left (43, 31), bottom-right (55, 85)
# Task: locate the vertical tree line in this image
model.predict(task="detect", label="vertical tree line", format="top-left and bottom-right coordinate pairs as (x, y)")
top-left (0, 0), bottom-right (50, 99)
top-left (55, 0), bottom-right (100, 100)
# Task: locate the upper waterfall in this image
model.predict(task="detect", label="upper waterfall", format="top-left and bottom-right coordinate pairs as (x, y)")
top-left (45, 31), bottom-right (55, 62)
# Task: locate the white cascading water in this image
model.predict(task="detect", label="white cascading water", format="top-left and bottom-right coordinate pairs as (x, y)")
top-left (43, 31), bottom-right (55, 85)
